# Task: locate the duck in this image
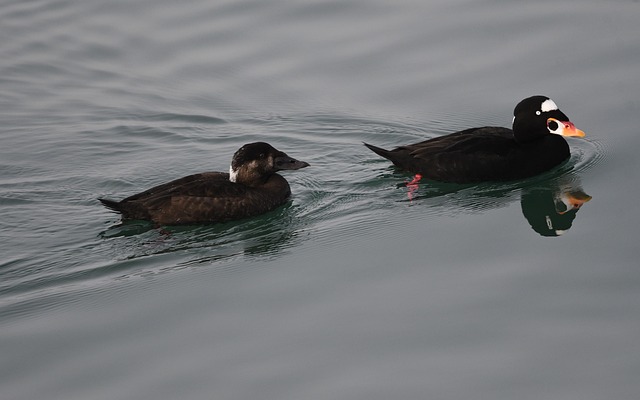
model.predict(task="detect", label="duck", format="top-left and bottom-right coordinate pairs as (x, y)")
top-left (364, 96), bottom-right (585, 183)
top-left (99, 142), bottom-right (309, 225)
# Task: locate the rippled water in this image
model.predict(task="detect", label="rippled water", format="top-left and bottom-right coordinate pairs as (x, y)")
top-left (2, 0), bottom-right (640, 399)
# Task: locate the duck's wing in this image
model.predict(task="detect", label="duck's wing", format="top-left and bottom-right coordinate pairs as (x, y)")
top-left (385, 128), bottom-right (515, 182)
top-left (103, 172), bottom-right (255, 222)
top-left (121, 172), bottom-right (243, 202)
top-left (365, 127), bottom-right (512, 174)
top-left (411, 132), bottom-right (520, 182)
top-left (403, 127), bottom-right (508, 155)
top-left (409, 130), bottom-right (514, 160)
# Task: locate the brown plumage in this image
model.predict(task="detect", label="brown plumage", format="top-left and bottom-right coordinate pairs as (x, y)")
top-left (99, 142), bottom-right (309, 225)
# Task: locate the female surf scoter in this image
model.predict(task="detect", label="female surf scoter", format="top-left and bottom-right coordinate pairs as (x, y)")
top-left (99, 142), bottom-right (309, 225)
top-left (364, 96), bottom-right (585, 183)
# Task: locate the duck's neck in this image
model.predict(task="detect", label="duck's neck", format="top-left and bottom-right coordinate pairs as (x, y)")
top-left (229, 165), bottom-right (273, 187)
top-left (229, 165), bottom-right (238, 183)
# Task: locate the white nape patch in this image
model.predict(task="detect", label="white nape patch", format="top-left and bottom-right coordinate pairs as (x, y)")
top-left (545, 215), bottom-right (553, 230)
top-left (229, 165), bottom-right (238, 182)
top-left (540, 98), bottom-right (558, 112)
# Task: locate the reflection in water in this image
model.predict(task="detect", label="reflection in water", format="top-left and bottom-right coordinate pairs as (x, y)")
top-left (401, 172), bottom-right (592, 237)
top-left (521, 177), bottom-right (592, 237)
top-left (99, 203), bottom-right (301, 266)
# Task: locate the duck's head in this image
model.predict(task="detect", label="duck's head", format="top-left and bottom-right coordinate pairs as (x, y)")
top-left (229, 142), bottom-right (309, 186)
top-left (512, 96), bottom-right (585, 143)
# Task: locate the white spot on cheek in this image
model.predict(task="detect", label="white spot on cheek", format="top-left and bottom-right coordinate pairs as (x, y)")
top-left (540, 99), bottom-right (558, 112)
top-left (229, 165), bottom-right (238, 182)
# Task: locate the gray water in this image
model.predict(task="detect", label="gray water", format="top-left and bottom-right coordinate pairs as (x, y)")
top-left (2, 0), bottom-right (640, 399)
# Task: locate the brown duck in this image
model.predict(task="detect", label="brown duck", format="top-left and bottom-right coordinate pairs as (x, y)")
top-left (99, 142), bottom-right (309, 225)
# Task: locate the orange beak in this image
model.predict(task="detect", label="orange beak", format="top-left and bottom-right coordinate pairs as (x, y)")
top-left (557, 191), bottom-right (592, 214)
top-left (549, 118), bottom-right (586, 138)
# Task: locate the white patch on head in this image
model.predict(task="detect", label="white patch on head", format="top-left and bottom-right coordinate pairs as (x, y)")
top-left (560, 194), bottom-right (574, 210)
top-left (229, 165), bottom-right (238, 182)
top-left (540, 98), bottom-right (558, 113)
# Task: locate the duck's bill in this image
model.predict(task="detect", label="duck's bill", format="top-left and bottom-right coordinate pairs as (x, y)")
top-left (275, 156), bottom-right (310, 170)
top-left (556, 191), bottom-right (592, 214)
top-left (549, 118), bottom-right (586, 138)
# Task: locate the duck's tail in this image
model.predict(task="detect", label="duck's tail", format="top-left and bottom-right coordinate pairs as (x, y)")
top-left (363, 142), bottom-right (394, 160)
top-left (98, 198), bottom-right (123, 213)
top-left (99, 198), bottom-right (152, 220)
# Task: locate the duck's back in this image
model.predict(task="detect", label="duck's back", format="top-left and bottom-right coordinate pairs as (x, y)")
top-left (101, 172), bottom-right (292, 224)
top-left (366, 127), bottom-right (570, 183)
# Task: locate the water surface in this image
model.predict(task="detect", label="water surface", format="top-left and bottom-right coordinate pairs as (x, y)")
top-left (2, 0), bottom-right (640, 399)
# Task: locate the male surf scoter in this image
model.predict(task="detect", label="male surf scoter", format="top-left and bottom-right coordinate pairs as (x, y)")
top-left (99, 142), bottom-right (309, 225)
top-left (364, 96), bottom-right (585, 183)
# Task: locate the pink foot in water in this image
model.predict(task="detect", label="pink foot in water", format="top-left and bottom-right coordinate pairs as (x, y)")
top-left (406, 174), bottom-right (422, 186)
top-left (405, 174), bottom-right (422, 201)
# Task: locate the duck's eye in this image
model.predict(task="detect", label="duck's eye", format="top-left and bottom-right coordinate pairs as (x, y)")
top-left (547, 120), bottom-right (559, 132)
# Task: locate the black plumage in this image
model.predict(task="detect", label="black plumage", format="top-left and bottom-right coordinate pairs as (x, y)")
top-left (99, 142), bottom-right (309, 225)
top-left (364, 96), bottom-right (585, 183)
